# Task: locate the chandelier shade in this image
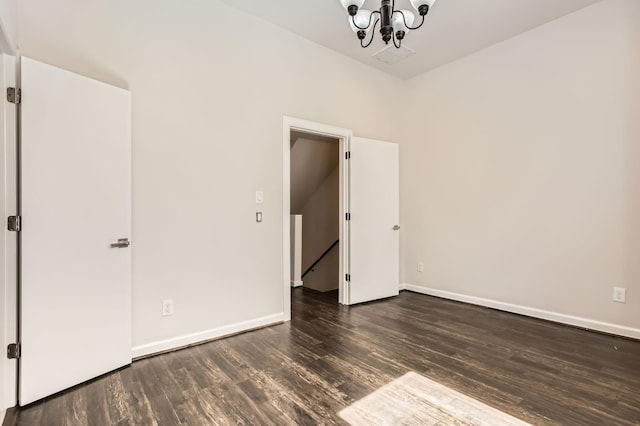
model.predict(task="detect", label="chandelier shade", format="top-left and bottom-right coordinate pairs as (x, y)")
top-left (392, 10), bottom-right (415, 37)
top-left (340, 0), bottom-right (366, 15)
top-left (340, 0), bottom-right (437, 48)
top-left (340, 0), bottom-right (366, 9)
top-left (350, 10), bottom-right (373, 34)
top-left (409, 0), bottom-right (436, 12)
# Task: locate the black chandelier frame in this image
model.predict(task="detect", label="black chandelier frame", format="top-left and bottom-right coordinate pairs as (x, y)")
top-left (347, 0), bottom-right (431, 48)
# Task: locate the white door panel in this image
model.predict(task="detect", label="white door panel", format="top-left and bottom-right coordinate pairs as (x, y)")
top-left (20, 57), bottom-right (131, 405)
top-left (349, 137), bottom-right (399, 304)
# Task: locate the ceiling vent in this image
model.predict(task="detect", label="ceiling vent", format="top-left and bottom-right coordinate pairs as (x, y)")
top-left (372, 45), bottom-right (415, 65)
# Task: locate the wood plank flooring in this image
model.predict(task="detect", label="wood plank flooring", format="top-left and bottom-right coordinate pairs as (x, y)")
top-left (5, 289), bottom-right (640, 425)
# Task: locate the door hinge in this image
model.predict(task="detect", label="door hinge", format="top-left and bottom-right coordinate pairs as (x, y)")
top-left (345, 212), bottom-right (351, 221)
top-left (7, 215), bottom-right (21, 232)
top-left (6, 87), bottom-right (21, 104)
top-left (7, 343), bottom-right (20, 359)
top-left (345, 151), bottom-right (351, 160)
top-left (345, 274), bottom-right (351, 282)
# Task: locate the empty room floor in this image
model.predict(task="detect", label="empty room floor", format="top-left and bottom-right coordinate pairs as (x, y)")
top-left (6, 288), bottom-right (640, 425)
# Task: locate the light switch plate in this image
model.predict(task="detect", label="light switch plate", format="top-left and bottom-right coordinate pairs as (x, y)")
top-left (255, 191), bottom-right (264, 204)
top-left (162, 299), bottom-right (174, 316)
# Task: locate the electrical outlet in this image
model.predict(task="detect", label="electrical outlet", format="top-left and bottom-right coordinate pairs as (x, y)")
top-left (417, 262), bottom-right (424, 272)
top-left (612, 287), bottom-right (626, 303)
top-left (162, 299), bottom-right (174, 316)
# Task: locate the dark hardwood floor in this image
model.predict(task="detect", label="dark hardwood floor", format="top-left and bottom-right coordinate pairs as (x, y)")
top-left (5, 288), bottom-right (640, 425)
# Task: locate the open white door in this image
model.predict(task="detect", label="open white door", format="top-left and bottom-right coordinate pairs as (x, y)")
top-left (20, 57), bottom-right (132, 405)
top-left (348, 137), bottom-right (399, 304)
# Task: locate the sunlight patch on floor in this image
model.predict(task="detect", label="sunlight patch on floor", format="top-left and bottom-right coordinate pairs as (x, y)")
top-left (339, 372), bottom-right (531, 426)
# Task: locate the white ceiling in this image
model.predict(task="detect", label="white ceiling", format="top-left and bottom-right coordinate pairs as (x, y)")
top-left (219, 0), bottom-right (601, 79)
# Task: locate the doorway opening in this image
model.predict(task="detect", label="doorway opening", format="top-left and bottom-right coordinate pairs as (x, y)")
top-left (282, 117), bottom-right (352, 320)
top-left (290, 130), bottom-right (340, 302)
top-left (282, 118), bottom-right (401, 319)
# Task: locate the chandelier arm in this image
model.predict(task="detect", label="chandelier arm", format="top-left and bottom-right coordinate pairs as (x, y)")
top-left (392, 30), bottom-right (401, 48)
top-left (361, 17), bottom-right (380, 48)
top-left (351, 10), bottom-right (381, 30)
top-left (400, 10), bottom-right (426, 31)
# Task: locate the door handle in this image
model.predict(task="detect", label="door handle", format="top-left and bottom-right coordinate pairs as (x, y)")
top-left (110, 238), bottom-right (130, 248)
top-left (393, 225), bottom-right (400, 231)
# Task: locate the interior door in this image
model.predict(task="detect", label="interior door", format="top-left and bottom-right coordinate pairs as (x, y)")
top-left (20, 57), bottom-right (132, 405)
top-left (348, 137), bottom-right (399, 304)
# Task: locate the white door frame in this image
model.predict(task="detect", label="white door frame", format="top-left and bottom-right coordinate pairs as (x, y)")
top-left (282, 116), bottom-right (352, 320)
top-left (0, 33), bottom-right (18, 414)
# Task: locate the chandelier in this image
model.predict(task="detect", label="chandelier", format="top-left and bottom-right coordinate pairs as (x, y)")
top-left (339, 0), bottom-right (436, 48)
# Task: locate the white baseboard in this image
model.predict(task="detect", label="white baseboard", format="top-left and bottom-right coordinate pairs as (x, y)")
top-left (131, 313), bottom-right (285, 359)
top-left (399, 282), bottom-right (407, 291)
top-left (291, 280), bottom-right (303, 288)
top-left (404, 284), bottom-right (640, 340)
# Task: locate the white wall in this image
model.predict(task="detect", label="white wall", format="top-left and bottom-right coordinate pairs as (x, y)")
top-left (401, 0), bottom-right (640, 336)
top-left (17, 0), bottom-right (401, 354)
top-left (15, 0), bottom-right (639, 368)
top-left (0, 0), bottom-right (16, 52)
top-left (0, 52), bottom-right (5, 418)
top-left (290, 215), bottom-right (302, 287)
top-left (303, 246), bottom-right (340, 293)
top-left (300, 167), bottom-right (340, 292)
top-left (290, 137), bottom-right (339, 213)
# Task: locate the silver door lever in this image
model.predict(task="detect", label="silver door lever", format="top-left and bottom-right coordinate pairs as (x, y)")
top-left (110, 238), bottom-right (130, 248)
